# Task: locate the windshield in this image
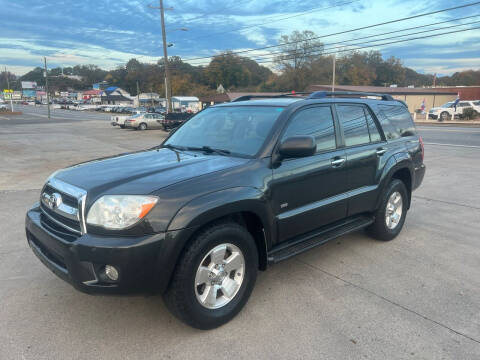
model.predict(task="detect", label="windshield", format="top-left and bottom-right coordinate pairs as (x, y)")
top-left (164, 106), bottom-right (283, 157)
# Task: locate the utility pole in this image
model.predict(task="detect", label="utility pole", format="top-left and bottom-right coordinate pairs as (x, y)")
top-left (331, 53), bottom-right (336, 92)
top-left (5, 66), bottom-right (13, 111)
top-left (44, 57), bottom-right (51, 121)
top-left (150, 85), bottom-right (154, 107)
top-left (136, 80), bottom-right (140, 107)
top-left (159, 0), bottom-right (171, 113)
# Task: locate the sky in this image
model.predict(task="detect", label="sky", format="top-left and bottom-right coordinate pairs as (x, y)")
top-left (0, 0), bottom-right (479, 76)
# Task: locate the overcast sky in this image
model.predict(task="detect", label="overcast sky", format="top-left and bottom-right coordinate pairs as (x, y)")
top-left (1, 0), bottom-right (479, 76)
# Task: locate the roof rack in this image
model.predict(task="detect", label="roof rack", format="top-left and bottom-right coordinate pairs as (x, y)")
top-left (231, 91), bottom-right (400, 103)
top-left (307, 91), bottom-right (395, 101)
top-left (231, 93), bottom-right (309, 102)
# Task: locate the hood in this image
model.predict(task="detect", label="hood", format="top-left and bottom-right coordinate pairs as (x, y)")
top-left (54, 148), bottom-right (248, 197)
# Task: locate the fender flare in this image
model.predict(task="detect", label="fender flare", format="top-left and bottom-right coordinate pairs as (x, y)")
top-left (154, 187), bottom-right (274, 293)
top-left (375, 152), bottom-right (414, 210)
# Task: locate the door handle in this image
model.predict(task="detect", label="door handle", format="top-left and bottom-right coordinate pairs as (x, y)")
top-left (331, 157), bottom-right (346, 167)
top-left (376, 148), bottom-right (387, 156)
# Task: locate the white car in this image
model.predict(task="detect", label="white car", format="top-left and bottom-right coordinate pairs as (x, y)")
top-left (124, 113), bottom-right (165, 130)
top-left (428, 100), bottom-right (479, 121)
top-left (0, 102), bottom-right (8, 112)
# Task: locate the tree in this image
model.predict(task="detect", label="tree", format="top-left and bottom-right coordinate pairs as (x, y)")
top-left (274, 30), bottom-right (324, 90)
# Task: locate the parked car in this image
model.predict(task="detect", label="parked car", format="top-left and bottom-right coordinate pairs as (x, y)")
top-left (161, 112), bottom-right (193, 131)
top-left (25, 91), bottom-right (425, 329)
top-left (111, 112), bottom-right (145, 128)
top-left (428, 100), bottom-right (478, 121)
top-left (0, 102), bottom-right (8, 112)
top-left (125, 113), bottom-right (165, 130)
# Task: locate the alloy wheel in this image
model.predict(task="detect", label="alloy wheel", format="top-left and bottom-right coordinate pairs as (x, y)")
top-left (194, 243), bottom-right (245, 309)
top-left (385, 191), bottom-right (403, 230)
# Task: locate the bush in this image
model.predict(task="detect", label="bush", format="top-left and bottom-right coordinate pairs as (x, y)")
top-left (460, 108), bottom-right (479, 120)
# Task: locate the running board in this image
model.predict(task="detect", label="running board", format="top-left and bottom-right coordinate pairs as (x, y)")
top-left (267, 215), bottom-right (374, 264)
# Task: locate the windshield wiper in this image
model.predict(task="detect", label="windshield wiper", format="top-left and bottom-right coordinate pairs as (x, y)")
top-left (186, 146), bottom-right (231, 156)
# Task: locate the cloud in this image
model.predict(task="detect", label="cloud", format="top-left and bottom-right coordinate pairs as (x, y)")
top-left (0, 0), bottom-right (479, 75)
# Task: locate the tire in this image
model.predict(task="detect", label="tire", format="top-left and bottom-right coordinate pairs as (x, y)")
top-left (440, 111), bottom-right (450, 121)
top-left (164, 222), bottom-right (258, 329)
top-left (139, 123), bottom-right (147, 130)
top-left (119, 124), bottom-right (125, 129)
top-left (367, 179), bottom-right (408, 241)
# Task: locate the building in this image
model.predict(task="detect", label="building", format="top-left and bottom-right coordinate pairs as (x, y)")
top-left (100, 87), bottom-right (134, 106)
top-left (425, 86), bottom-right (480, 100)
top-left (199, 93), bottom-right (230, 108)
top-left (171, 96), bottom-right (201, 112)
top-left (137, 92), bottom-right (165, 107)
top-left (81, 89), bottom-right (102, 103)
top-left (307, 85), bottom-right (457, 113)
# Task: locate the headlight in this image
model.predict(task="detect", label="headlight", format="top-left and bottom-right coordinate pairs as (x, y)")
top-left (86, 195), bottom-right (158, 230)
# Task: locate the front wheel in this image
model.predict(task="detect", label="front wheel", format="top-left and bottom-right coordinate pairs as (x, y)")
top-left (164, 222), bottom-right (258, 329)
top-left (440, 111), bottom-right (450, 121)
top-left (139, 122), bottom-right (147, 130)
top-left (367, 179), bottom-right (408, 241)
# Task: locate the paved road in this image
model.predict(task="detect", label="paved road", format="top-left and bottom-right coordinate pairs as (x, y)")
top-left (1, 108), bottom-right (480, 359)
top-left (0, 104), bottom-right (111, 124)
top-left (417, 124), bottom-right (480, 148)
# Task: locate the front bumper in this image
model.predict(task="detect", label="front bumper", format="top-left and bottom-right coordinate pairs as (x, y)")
top-left (26, 205), bottom-right (167, 294)
top-left (428, 113), bottom-right (438, 120)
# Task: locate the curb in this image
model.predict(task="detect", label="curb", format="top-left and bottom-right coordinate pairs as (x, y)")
top-left (0, 111), bottom-right (23, 115)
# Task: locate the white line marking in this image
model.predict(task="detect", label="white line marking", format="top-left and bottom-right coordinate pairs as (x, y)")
top-left (424, 142), bottom-right (480, 149)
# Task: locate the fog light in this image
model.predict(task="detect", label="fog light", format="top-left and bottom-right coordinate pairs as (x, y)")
top-left (104, 265), bottom-right (119, 281)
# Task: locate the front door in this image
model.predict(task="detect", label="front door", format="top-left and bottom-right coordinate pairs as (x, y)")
top-left (271, 105), bottom-right (348, 243)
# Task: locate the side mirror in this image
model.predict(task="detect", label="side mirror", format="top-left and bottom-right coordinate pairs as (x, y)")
top-left (278, 136), bottom-right (316, 159)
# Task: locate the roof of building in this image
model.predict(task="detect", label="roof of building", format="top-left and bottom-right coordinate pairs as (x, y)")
top-left (171, 96), bottom-right (199, 101)
top-left (83, 89), bottom-right (102, 95)
top-left (308, 84), bottom-right (457, 95)
top-left (199, 93), bottom-right (230, 103)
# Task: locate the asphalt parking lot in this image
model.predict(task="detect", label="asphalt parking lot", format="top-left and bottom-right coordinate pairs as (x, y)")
top-left (1, 105), bottom-right (480, 359)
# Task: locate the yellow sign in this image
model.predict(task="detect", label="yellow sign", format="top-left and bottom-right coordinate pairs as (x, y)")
top-left (3, 89), bottom-right (13, 93)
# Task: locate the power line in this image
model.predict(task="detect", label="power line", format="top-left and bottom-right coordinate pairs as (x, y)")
top-left (178, 1), bottom-right (480, 63)
top-left (160, 24), bottom-right (480, 72)
top-left (217, 18), bottom-right (480, 64)
top-left (221, 14), bottom-right (480, 61)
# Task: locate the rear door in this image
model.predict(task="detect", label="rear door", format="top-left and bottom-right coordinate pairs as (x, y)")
top-left (335, 103), bottom-right (386, 216)
top-left (271, 105), bottom-right (348, 242)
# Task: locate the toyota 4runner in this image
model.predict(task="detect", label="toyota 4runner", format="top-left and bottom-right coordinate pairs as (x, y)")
top-left (25, 91), bottom-right (426, 329)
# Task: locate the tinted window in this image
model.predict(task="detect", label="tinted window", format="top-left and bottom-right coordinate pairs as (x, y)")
top-left (282, 106), bottom-right (336, 153)
top-left (458, 102), bottom-right (470, 107)
top-left (337, 105), bottom-right (370, 146)
top-left (165, 106), bottom-right (282, 156)
top-left (365, 109), bottom-right (382, 142)
top-left (378, 105), bottom-right (416, 138)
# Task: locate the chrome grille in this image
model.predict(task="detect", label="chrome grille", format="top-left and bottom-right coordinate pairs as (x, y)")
top-left (40, 178), bottom-right (87, 237)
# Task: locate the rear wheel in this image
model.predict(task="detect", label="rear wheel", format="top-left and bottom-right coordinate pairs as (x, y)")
top-left (164, 222), bottom-right (258, 329)
top-left (368, 179), bottom-right (408, 241)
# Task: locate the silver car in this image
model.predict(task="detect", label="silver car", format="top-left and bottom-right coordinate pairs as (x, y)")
top-left (125, 113), bottom-right (165, 130)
